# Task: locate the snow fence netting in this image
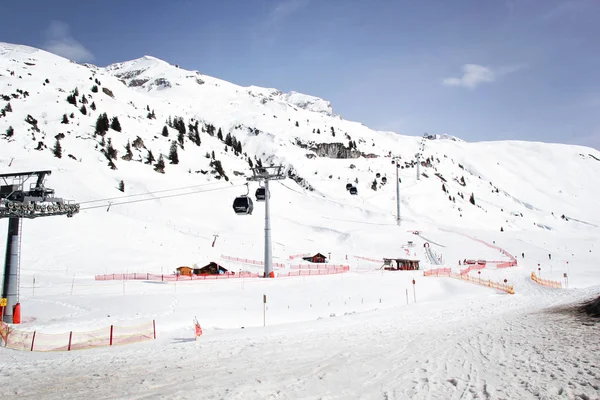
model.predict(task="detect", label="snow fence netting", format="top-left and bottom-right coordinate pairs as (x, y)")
top-left (530, 272), bottom-right (562, 289)
top-left (95, 272), bottom-right (261, 281)
top-left (1, 321), bottom-right (155, 351)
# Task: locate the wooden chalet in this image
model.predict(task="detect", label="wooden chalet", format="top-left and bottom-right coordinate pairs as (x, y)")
top-left (382, 258), bottom-right (420, 271)
top-left (302, 253), bottom-right (327, 263)
top-left (193, 262), bottom-right (228, 275)
top-left (176, 266), bottom-right (193, 276)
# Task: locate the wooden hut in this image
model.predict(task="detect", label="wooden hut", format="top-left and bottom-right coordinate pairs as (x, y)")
top-left (176, 266), bottom-right (193, 276)
top-left (302, 253), bottom-right (327, 263)
top-left (193, 262), bottom-right (228, 275)
top-left (382, 258), bottom-right (420, 271)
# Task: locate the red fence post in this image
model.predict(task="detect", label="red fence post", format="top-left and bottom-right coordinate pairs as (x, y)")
top-left (30, 331), bottom-right (36, 351)
top-left (110, 325), bottom-right (114, 346)
top-left (68, 331), bottom-right (73, 351)
top-left (153, 320), bottom-right (156, 339)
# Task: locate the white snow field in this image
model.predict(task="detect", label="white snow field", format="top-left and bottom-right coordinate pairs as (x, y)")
top-left (0, 43), bottom-right (599, 399)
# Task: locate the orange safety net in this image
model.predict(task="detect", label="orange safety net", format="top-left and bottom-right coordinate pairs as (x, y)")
top-left (2, 321), bottom-right (156, 352)
top-left (530, 272), bottom-right (562, 289)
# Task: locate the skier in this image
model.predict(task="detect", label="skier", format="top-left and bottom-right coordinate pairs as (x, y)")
top-left (548, 253), bottom-right (551, 260)
top-left (522, 252), bottom-right (525, 258)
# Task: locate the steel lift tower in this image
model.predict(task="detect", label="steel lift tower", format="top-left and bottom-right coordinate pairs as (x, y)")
top-left (247, 166), bottom-right (286, 278)
top-left (0, 170), bottom-right (79, 323)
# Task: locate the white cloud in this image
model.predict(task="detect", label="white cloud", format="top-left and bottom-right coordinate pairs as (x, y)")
top-left (266, 0), bottom-right (310, 27)
top-left (42, 21), bottom-right (94, 62)
top-left (443, 64), bottom-right (496, 89)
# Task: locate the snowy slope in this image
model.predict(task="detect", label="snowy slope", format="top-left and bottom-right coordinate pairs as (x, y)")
top-left (1, 42), bottom-right (600, 399)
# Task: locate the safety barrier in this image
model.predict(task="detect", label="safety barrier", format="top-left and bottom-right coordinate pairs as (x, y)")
top-left (95, 272), bottom-right (261, 281)
top-left (290, 264), bottom-right (348, 270)
top-left (424, 269), bottom-right (514, 294)
top-left (278, 266), bottom-right (349, 277)
top-left (496, 261), bottom-right (518, 268)
top-left (440, 229), bottom-right (518, 266)
top-left (460, 264), bottom-right (486, 275)
top-left (0, 320), bottom-right (156, 351)
top-left (354, 256), bottom-right (383, 263)
top-left (450, 273), bottom-right (515, 294)
top-left (220, 255), bottom-right (285, 269)
top-left (530, 272), bottom-right (562, 289)
top-left (423, 268), bottom-right (452, 277)
top-left (288, 253), bottom-right (310, 260)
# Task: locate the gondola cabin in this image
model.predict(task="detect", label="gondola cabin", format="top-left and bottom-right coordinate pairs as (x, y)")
top-left (255, 187), bottom-right (267, 202)
top-left (381, 177), bottom-right (387, 183)
top-left (233, 195), bottom-right (253, 215)
top-left (346, 183), bottom-right (353, 190)
top-left (349, 186), bottom-right (358, 195)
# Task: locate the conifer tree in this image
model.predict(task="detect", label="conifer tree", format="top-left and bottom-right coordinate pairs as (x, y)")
top-left (154, 154), bottom-right (165, 173)
top-left (52, 138), bottom-right (62, 158)
top-left (5, 126), bottom-right (14, 138)
top-left (110, 116), bottom-right (122, 132)
top-left (217, 128), bottom-right (223, 141)
top-left (95, 113), bottom-right (110, 135)
top-left (61, 114), bottom-right (69, 124)
top-left (122, 140), bottom-right (133, 161)
top-left (90, 101), bottom-right (96, 111)
top-left (80, 105), bottom-right (87, 115)
top-left (177, 131), bottom-right (185, 149)
top-left (469, 193), bottom-right (476, 205)
top-left (168, 141), bottom-right (179, 164)
top-left (105, 138), bottom-right (118, 160)
top-left (162, 126), bottom-right (169, 137)
top-left (145, 149), bottom-right (155, 164)
top-left (118, 180), bottom-right (125, 192)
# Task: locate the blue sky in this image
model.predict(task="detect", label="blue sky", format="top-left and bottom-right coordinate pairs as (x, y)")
top-left (2, 0), bottom-right (599, 148)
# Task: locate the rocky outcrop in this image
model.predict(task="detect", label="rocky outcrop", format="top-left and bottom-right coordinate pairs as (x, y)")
top-left (311, 142), bottom-right (360, 159)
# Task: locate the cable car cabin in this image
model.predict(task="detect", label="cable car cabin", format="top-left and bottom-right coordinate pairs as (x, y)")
top-left (233, 196), bottom-right (253, 215)
top-left (255, 187), bottom-right (266, 202)
top-left (381, 177), bottom-right (387, 183)
top-left (346, 183), bottom-right (353, 190)
top-left (349, 186), bottom-right (358, 195)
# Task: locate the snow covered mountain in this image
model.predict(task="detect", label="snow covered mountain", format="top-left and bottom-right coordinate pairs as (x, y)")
top-left (2, 42), bottom-right (600, 400)
top-left (1, 41), bottom-right (600, 275)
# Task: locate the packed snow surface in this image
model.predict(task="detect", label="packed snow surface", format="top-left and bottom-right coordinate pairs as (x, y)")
top-left (0, 43), bottom-right (599, 399)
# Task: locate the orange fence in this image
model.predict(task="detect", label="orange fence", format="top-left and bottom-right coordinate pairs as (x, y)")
top-left (95, 272), bottom-right (261, 281)
top-left (290, 264), bottom-right (348, 270)
top-left (440, 229), bottom-right (518, 267)
top-left (288, 253), bottom-right (310, 260)
top-left (460, 264), bottom-right (486, 275)
top-left (424, 268), bottom-right (452, 277)
top-left (354, 256), bottom-right (383, 263)
top-left (450, 273), bottom-right (515, 294)
top-left (0, 320), bottom-right (155, 352)
top-left (496, 261), bottom-right (518, 268)
top-left (530, 272), bottom-right (562, 289)
top-left (278, 266), bottom-right (350, 277)
top-left (424, 269), bottom-right (514, 294)
top-left (221, 255), bottom-right (285, 269)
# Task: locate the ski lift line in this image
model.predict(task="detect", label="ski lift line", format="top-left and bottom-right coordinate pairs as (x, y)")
top-left (79, 180), bottom-right (248, 205)
top-left (80, 185), bottom-right (245, 211)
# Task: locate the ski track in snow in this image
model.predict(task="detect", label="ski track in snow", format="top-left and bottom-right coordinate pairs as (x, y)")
top-left (2, 291), bottom-right (599, 400)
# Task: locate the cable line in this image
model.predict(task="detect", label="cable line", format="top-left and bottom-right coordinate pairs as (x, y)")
top-left (79, 179), bottom-right (246, 204)
top-left (80, 184), bottom-right (244, 211)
